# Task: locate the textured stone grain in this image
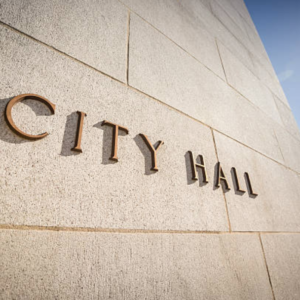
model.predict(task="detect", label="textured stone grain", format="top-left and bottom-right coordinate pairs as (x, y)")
top-left (214, 131), bottom-right (300, 232)
top-left (0, 230), bottom-right (274, 300)
top-left (261, 234), bottom-right (300, 300)
top-left (0, 0), bottom-right (128, 82)
top-left (129, 15), bottom-right (283, 163)
top-left (0, 25), bottom-right (229, 231)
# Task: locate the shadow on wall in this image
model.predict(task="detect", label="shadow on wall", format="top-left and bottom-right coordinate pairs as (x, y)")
top-left (134, 134), bottom-right (158, 176)
top-left (184, 151), bottom-right (239, 194)
top-left (60, 112), bottom-right (81, 157)
top-left (184, 151), bottom-right (209, 187)
top-left (230, 168), bottom-right (246, 196)
top-left (93, 121), bottom-right (119, 165)
top-left (0, 97), bottom-right (52, 145)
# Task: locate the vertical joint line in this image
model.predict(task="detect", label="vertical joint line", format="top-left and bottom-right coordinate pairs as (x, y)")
top-left (126, 10), bottom-right (131, 85)
top-left (211, 128), bottom-right (232, 232)
top-left (273, 128), bottom-right (285, 164)
top-left (259, 234), bottom-right (276, 300)
top-left (215, 38), bottom-right (228, 83)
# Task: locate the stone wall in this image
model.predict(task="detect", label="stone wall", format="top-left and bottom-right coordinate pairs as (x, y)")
top-left (0, 0), bottom-right (299, 299)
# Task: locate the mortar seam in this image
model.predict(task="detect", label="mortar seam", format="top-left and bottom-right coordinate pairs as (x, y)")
top-left (125, 10), bottom-right (131, 85)
top-left (211, 128), bottom-right (232, 232)
top-left (259, 234), bottom-right (276, 300)
top-left (1, 224), bottom-right (300, 234)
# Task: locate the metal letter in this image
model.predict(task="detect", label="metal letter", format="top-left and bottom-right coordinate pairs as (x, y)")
top-left (5, 94), bottom-right (56, 140)
top-left (71, 111), bottom-right (87, 153)
top-left (139, 134), bottom-right (164, 171)
top-left (245, 172), bottom-right (258, 196)
top-left (188, 151), bottom-right (209, 183)
top-left (102, 120), bottom-right (129, 161)
top-left (215, 162), bottom-right (231, 190)
top-left (231, 167), bottom-right (245, 194)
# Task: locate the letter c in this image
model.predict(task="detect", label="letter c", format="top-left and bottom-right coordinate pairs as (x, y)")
top-left (5, 94), bottom-right (56, 140)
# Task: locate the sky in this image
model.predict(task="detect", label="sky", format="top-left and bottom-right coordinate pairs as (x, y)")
top-left (244, 0), bottom-right (300, 127)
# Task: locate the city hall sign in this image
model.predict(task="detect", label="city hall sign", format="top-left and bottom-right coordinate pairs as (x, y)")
top-left (4, 94), bottom-right (258, 197)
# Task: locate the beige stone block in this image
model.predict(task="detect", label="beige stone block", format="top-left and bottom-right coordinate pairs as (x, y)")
top-left (261, 234), bottom-right (300, 300)
top-left (214, 131), bottom-right (300, 232)
top-left (129, 15), bottom-right (283, 163)
top-left (0, 0), bottom-right (128, 82)
top-left (275, 125), bottom-right (300, 174)
top-left (180, 0), bottom-right (255, 73)
top-left (274, 96), bottom-right (300, 141)
top-left (0, 230), bottom-right (274, 300)
top-left (121, 0), bottom-right (225, 79)
top-left (210, 0), bottom-right (248, 46)
top-left (227, 0), bottom-right (253, 24)
top-left (214, 0), bottom-right (248, 31)
top-left (0, 25), bottom-right (229, 231)
top-left (217, 42), bottom-right (282, 124)
top-left (252, 59), bottom-right (290, 107)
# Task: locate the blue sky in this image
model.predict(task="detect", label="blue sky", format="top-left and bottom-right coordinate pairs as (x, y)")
top-left (245, 0), bottom-right (300, 127)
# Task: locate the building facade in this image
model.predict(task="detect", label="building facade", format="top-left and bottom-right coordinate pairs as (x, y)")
top-left (0, 0), bottom-right (300, 299)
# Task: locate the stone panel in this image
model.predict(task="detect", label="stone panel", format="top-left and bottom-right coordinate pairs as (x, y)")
top-left (0, 25), bottom-right (229, 231)
top-left (217, 42), bottom-right (282, 124)
top-left (180, 0), bottom-right (255, 73)
top-left (0, 0), bottom-right (128, 82)
top-left (0, 230), bottom-right (274, 300)
top-left (275, 125), bottom-right (300, 174)
top-left (252, 59), bottom-right (290, 107)
top-left (121, 0), bottom-right (225, 79)
top-left (129, 15), bottom-right (283, 163)
top-left (274, 96), bottom-right (300, 140)
top-left (261, 234), bottom-right (300, 300)
top-left (214, 131), bottom-right (300, 232)
top-left (210, 0), bottom-right (248, 46)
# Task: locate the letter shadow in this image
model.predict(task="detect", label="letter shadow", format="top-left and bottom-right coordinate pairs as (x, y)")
top-left (213, 162), bottom-right (230, 194)
top-left (134, 134), bottom-right (157, 175)
top-left (60, 112), bottom-right (82, 156)
top-left (184, 152), bottom-right (208, 187)
top-left (230, 168), bottom-right (246, 196)
top-left (244, 173), bottom-right (258, 199)
top-left (93, 121), bottom-right (127, 165)
top-left (0, 97), bottom-right (51, 144)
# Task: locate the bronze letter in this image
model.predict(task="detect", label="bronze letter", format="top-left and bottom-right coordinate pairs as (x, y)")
top-left (102, 120), bottom-right (129, 161)
top-left (5, 94), bottom-right (55, 140)
top-left (245, 172), bottom-right (258, 196)
top-left (139, 134), bottom-right (164, 171)
top-left (71, 111), bottom-right (87, 153)
top-left (231, 167), bottom-right (245, 194)
top-left (215, 162), bottom-right (231, 190)
top-left (189, 151), bottom-right (209, 183)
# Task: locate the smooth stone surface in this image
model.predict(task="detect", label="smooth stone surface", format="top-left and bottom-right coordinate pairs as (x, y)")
top-left (0, 25), bottom-right (229, 231)
top-left (214, 131), bottom-right (300, 232)
top-left (210, 0), bottom-right (248, 46)
top-left (261, 234), bottom-right (300, 300)
top-left (0, 0), bottom-right (128, 82)
top-left (252, 58), bottom-right (290, 107)
top-left (217, 42), bottom-right (282, 125)
top-left (275, 124), bottom-right (300, 174)
top-left (0, 230), bottom-right (274, 300)
top-left (274, 95), bottom-right (300, 141)
top-left (129, 15), bottom-right (283, 163)
top-left (121, 0), bottom-right (225, 79)
top-left (180, 0), bottom-right (255, 74)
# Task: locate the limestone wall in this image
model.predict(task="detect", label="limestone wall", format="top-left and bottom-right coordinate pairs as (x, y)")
top-left (0, 0), bottom-right (299, 299)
